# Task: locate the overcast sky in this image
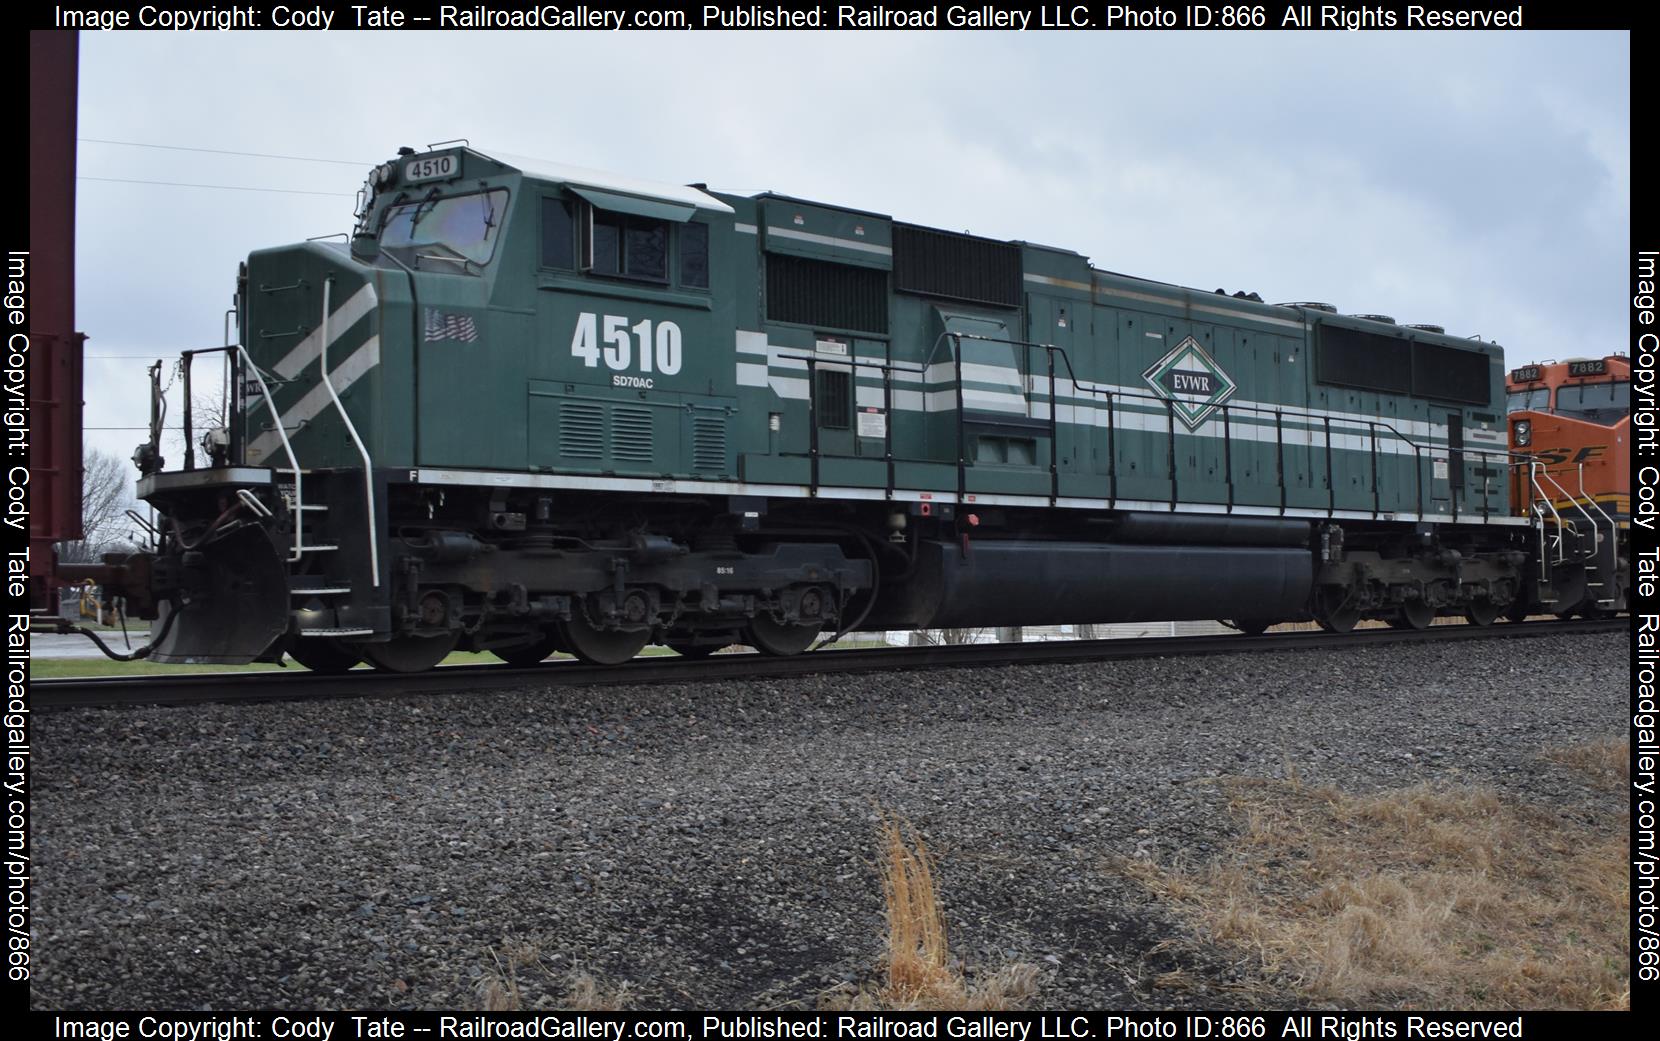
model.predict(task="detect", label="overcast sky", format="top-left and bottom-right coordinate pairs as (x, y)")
top-left (72, 30), bottom-right (1629, 468)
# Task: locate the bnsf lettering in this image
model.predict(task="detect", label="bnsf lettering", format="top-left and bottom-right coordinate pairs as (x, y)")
top-left (571, 313), bottom-right (683, 378)
top-left (1530, 445), bottom-right (1607, 466)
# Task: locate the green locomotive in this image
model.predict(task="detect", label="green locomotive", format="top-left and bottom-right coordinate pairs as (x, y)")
top-left (122, 144), bottom-right (1528, 670)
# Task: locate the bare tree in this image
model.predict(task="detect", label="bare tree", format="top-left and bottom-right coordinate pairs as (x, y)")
top-left (909, 627), bottom-right (988, 646)
top-left (57, 449), bottom-right (138, 564)
top-left (183, 355), bottom-right (233, 465)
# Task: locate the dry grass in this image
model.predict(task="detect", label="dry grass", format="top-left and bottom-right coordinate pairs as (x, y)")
top-left (822, 815), bottom-right (1040, 1011)
top-left (1545, 737), bottom-right (1629, 787)
top-left (476, 942), bottom-right (632, 1011)
top-left (1120, 740), bottom-right (1630, 1010)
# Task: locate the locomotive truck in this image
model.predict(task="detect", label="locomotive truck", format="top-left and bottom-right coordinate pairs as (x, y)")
top-left (85, 144), bottom-right (1623, 671)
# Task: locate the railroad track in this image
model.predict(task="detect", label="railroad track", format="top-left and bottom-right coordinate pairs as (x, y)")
top-left (32, 617), bottom-right (1626, 709)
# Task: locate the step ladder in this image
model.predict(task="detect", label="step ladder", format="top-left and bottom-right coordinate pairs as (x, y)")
top-left (289, 577), bottom-right (372, 638)
top-left (241, 276), bottom-right (381, 587)
top-left (1527, 461), bottom-right (1619, 609)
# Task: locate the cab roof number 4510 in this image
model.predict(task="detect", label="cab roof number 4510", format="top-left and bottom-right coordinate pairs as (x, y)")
top-left (405, 155), bottom-right (457, 184)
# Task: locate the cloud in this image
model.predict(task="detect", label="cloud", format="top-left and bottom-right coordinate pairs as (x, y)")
top-left (70, 29), bottom-right (1628, 464)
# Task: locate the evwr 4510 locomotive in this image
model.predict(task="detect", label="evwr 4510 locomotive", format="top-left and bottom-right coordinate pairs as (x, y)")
top-left (86, 145), bottom-right (1627, 671)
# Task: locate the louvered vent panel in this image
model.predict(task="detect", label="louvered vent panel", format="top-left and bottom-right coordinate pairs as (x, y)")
top-left (559, 402), bottom-right (604, 458)
top-left (766, 254), bottom-right (888, 334)
top-left (692, 414), bottom-right (727, 472)
top-left (893, 224), bottom-right (1022, 308)
top-left (816, 370), bottom-right (851, 429)
top-left (611, 406), bottom-right (654, 463)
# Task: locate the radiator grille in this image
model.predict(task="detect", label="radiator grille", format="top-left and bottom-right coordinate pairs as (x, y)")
top-left (692, 414), bottom-right (727, 472)
top-left (893, 223), bottom-right (1022, 308)
top-left (558, 402), bottom-right (604, 458)
top-left (1412, 342), bottom-right (1491, 405)
top-left (1316, 326), bottom-right (1411, 395)
top-left (766, 254), bottom-right (888, 334)
top-left (611, 406), bottom-right (654, 463)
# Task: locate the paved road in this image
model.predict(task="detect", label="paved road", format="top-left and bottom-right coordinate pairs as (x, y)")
top-left (30, 631), bottom-right (151, 660)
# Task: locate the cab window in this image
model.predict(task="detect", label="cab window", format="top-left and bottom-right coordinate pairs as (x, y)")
top-left (680, 222), bottom-right (709, 288)
top-left (591, 209), bottom-right (668, 282)
top-left (542, 195), bottom-right (709, 290)
top-left (381, 189), bottom-right (507, 268)
top-left (1506, 387), bottom-right (1549, 413)
top-left (542, 198), bottom-right (575, 269)
top-left (1555, 380), bottom-right (1629, 424)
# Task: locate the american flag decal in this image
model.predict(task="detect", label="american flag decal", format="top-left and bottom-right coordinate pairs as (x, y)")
top-left (424, 308), bottom-right (479, 343)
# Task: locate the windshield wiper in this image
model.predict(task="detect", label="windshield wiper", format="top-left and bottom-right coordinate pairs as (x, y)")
top-left (408, 187), bottom-right (442, 230)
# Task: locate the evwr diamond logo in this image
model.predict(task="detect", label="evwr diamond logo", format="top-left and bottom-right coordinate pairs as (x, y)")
top-left (1142, 336), bottom-right (1237, 430)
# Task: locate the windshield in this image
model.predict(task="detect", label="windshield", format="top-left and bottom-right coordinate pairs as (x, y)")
top-left (1554, 380), bottom-right (1629, 424)
top-left (1506, 387), bottom-right (1549, 413)
top-left (381, 189), bottom-right (507, 267)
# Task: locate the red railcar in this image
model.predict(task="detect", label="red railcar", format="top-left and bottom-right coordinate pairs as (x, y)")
top-left (26, 32), bottom-right (86, 613)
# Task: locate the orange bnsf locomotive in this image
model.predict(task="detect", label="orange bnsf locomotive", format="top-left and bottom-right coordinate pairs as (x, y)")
top-left (1506, 354), bottom-right (1630, 617)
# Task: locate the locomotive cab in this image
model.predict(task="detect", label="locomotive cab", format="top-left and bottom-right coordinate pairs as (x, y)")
top-left (1506, 355), bottom-right (1630, 615)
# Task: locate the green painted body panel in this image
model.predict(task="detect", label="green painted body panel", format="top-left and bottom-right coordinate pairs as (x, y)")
top-left (236, 148), bottom-right (1510, 522)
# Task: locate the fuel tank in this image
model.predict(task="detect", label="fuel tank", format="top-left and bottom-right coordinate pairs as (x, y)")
top-left (868, 538), bottom-right (1313, 629)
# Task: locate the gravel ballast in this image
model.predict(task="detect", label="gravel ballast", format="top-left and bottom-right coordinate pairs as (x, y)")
top-left (30, 631), bottom-right (1630, 1010)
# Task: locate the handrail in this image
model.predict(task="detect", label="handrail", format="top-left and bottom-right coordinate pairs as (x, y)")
top-left (1574, 461), bottom-right (1618, 564)
top-left (1534, 465), bottom-right (1599, 548)
top-left (320, 277), bottom-right (381, 588)
top-left (1527, 461), bottom-right (1568, 575)
top-left (1575, 463), bottom-right (1619, 605)
top-left (173, 343), bottom-right (305, 557)
top-left (234, 344), bottom-right (307, 561)
top-left (771, 332), bottom-right (1512, 521)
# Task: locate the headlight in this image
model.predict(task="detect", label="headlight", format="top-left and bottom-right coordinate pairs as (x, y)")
top-left (1513, 420), bottom-right (1531, 446)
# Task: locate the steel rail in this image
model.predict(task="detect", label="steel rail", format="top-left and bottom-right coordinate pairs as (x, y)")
top-left (31, 618), bottom-right (1626, 710)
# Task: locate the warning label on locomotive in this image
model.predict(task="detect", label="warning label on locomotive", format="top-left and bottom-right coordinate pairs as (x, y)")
top-left (1141, 336), bottom-right (1238, 430)
top-left (857, 409), bottom-right (887, 439)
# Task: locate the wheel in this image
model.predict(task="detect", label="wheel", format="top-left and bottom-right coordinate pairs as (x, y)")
top-left (1464, 600), bottom-right (1501, 627)
top-left (1314, 587), bottom-right (1361, 634)
top-left (361, 631), bottom-right (458, 673)
top-left (745, 614), bottom-right (821, 656)
top-left (668, 643), bottom-right (721, 659)
top-left (490, 632), bottom-right (562, 667)
top-left (1226, 619), bottom-right (1273, 636)
top-left (287, 637), bottom-right (362, 674)
top-left (558, 615), bottom-right (649, 665)
top-left (1317, 607), bottom-right (1361, 633)
top-left (1389, 600), bottom-right (1435, 630)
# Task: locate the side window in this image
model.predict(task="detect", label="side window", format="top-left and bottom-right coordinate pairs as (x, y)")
top-left (588, 208), bottom-right (669, 282)
top-left (680, 222), bottom-right (709, 289)
top-left (541, 197), bottom-right (575, 269)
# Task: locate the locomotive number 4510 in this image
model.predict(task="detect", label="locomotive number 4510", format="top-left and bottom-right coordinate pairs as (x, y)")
top-left (571, 312), bottom-right (684, 382)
